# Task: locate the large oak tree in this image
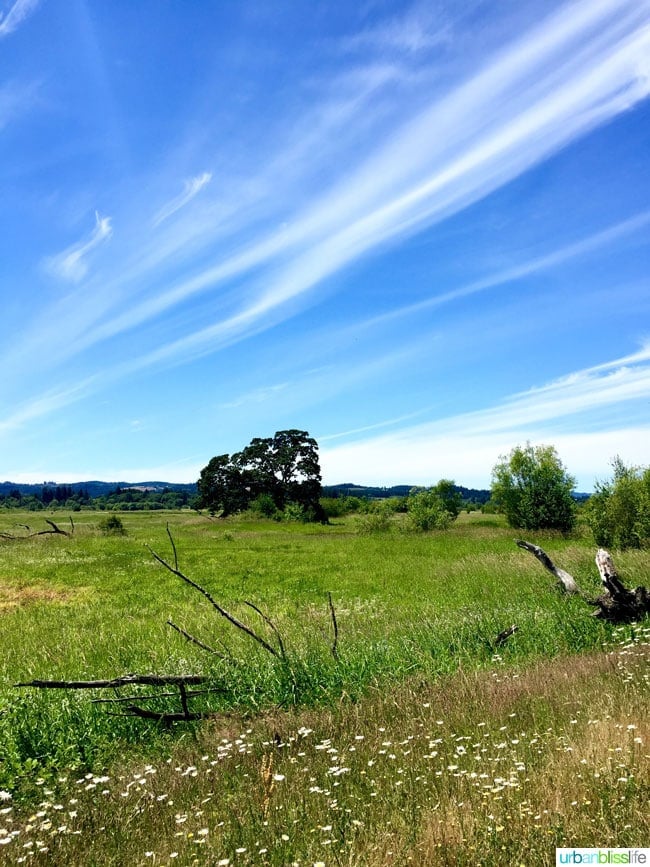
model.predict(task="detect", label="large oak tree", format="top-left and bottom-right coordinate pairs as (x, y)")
top-left (197, 430), bottom-right (325, 521)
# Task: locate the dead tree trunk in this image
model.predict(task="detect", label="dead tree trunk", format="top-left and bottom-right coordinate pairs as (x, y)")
top-left (516, 540), bottom-right (650, 623)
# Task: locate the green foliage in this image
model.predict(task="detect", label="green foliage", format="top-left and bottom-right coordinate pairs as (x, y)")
top-left (197, 430), bottom-right (326, 521)
top-left (250, 492), bottom-right (280, 519)
top-left (406, 486), bottom-right (453, 531)
top-left (585, 457), bottom-right (650, 549)
top-left (319, 495), bottom-right (364, 518)
top-left (430, 478), bottom-right (464, 519)
top-left (355, 508), bottom-right (393, 534)
top-left (98, 514), bottom-right (126, 535)
top-left (491, 443), bottom-right (577, 532)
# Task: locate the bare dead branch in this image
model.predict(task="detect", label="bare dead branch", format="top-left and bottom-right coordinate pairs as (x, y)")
top-left (494, 624), bottom-right (518, 647)
top-left (516, 540), bottom-right (650, 623)
top-left (242, 601), bottom-right (287, 661)
top-left (166, 523), bottom-right (179, 571)
top-left (149, 547), bottom-right (281, 658)
top-left (92, 692), bottom-right (180, 704)
top-left (328, 592), bottom-right (339, 661)
top-left (166, 619), bottom-right (227, 657)
top-left (42, 519), bottom-right (70, 536)
top-left (16, 674), bottom-right (208, 689)
top-left (121, 705), bottom-right (214, 722)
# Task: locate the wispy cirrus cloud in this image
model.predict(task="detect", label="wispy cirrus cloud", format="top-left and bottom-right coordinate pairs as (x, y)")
top-left (82, 0), bottom-right (650, 370)
top-left (152, 171), bottom-right (212, 227)
top-left (45, 211), bottom-right (113, 283)
top-left (3, 0), bottom-right (650, 422)
top-left (320, 345), bottom-right (650, 488)
top-left (0, 0), bottom-right (39, 38)
top-left (358, 209), bottom-right (650, 331)
top-left (342, 3), bottom-right (452, 54)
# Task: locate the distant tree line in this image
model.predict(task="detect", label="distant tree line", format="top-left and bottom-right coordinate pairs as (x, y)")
top-left (4, 431), bottom-right (649, 549)
top-left (0, 485), bottom-right (195, 512)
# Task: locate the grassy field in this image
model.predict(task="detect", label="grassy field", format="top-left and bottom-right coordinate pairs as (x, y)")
top-left (0, 509), bottom-right (647, 865)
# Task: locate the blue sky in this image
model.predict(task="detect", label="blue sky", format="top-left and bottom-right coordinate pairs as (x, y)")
top-left (1, 0), bottom-right (649, 490)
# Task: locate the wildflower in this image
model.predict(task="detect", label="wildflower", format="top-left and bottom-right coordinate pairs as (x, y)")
top-left (0, 793), bottom-right (11, 802)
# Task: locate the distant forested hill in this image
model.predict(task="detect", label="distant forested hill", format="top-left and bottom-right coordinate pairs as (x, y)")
top-left (321, 483), bottom-right (492, 503)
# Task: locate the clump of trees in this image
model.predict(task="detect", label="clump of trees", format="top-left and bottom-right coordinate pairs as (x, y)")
top-left (490, 443), bottom-right (577, 533)
top-left (585, 457), bottom-right (650, 549)
top-left (196, 430), bottom-right (327, 522)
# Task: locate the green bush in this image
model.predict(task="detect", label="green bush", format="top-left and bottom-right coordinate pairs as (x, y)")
top-left (491, 443), bottom-right (577, 532)
top-left (98, 514), bottom-right (126, 535)
top-left (406, 488), bottom-right (452, 531)
top-left (251, 493), bottom-right (280, 519)
top-left (355, 509), bottom-right (393, 534)
top-left (585, 457), bottom-right (650, 549)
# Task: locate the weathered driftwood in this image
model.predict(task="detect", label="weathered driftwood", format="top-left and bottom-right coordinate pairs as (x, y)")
top-left (515, 540), bottom-right (580, 594)
top-left (516, 540), bottom-right (650, 623)
top-left (494, 624), bottom-right (518, 647)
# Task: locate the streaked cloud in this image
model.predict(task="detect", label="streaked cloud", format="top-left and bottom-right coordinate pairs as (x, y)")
top-left (219, 382), bottom-right (289, 410)
top-left (359, 210), bottom-right (650, 330)
top-left (86, 0), bottom-right (650, 369)
top-left (342, 5), bottom-right (452, 54)
top-left (321, 345), bottom-right (650, 488)
top-left (152, 171), bottom-right (212, 227)
top-left (45, 212), bottom-right (113, 283)
top-left (0, 0), bottom-right (39, 38)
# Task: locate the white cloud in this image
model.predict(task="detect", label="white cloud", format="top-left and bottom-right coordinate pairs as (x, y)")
top-left (152, 172), bottom-right (212, 227)
top-left (343, 5), bottom-right (452, 54)
top-left (46, 212), bottom-right (113, 283)
top-left (320, 345), bottom-right (650, 489)
top-left (91, 0), bottom-right (650, 370)
top-left (219, 382), bottom-right (289, 410)
top-left (0, 0), bottom-right (39, 38)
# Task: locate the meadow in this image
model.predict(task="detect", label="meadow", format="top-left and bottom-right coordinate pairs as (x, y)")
top-left (0, 509), bottom-right (647, 865)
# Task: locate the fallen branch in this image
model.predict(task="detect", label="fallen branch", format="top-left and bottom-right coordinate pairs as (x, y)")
top-left (242, 601), bottom-right (287, 661)
top-left (166, 619), bottom-right (227, 657)
top-left (516, 540), bottom-right (650, 623)
top-left (1, 519), bottom-right (72, 540)
top-left (16, 674), bottom-right (207, 689)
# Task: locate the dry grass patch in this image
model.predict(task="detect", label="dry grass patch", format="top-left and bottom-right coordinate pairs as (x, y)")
top-left (0, 584), bottom-right (83, 612)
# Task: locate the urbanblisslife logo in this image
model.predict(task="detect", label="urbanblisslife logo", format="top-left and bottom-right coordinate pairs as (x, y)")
top-left (557, 850), bottom-right (649, 865)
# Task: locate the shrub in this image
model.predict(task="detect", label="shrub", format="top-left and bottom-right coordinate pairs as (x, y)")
top-left (356, 509), bottom-right (392, 534)
top-left (251, 493), bottom-right (280, 519)
top-left (491, 443), bottom-right (577, 532)
top-left (585, 457), bottom-right (650, 549)
top-left (98, 514), bottom-right (126, 535)
top-left (406, 488), bottom-right (452, 531)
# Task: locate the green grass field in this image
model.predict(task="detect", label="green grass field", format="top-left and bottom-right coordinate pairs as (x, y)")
top-left (0, 509), bottom-right (647, 865)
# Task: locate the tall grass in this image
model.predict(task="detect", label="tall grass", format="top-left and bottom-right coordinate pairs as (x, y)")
top-left (1, 627), bottom-right (647, 865)
top-left (0, 509), bottom-right (647, 864)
